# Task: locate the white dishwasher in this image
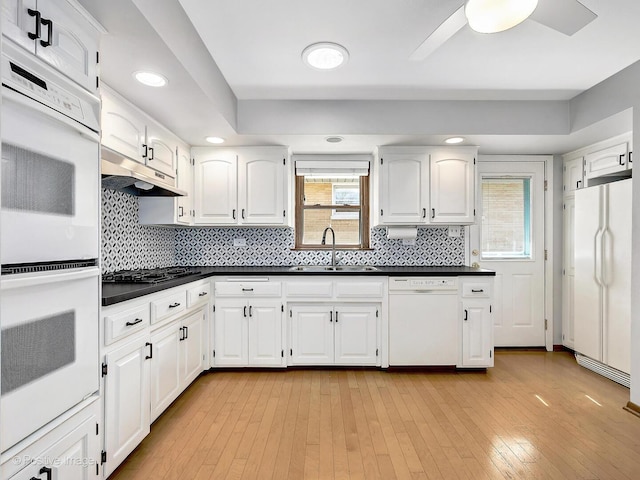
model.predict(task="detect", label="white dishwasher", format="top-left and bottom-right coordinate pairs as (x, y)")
top-left (388, 277), bottom-right (459, 366)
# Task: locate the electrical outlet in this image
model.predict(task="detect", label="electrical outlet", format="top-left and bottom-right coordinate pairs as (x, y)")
top-left (233, 238), bottom-right (247, 247)
top-left (448, 226), bottom-right (461, 238)
top-left (402, 238), bottom-right (416, 246)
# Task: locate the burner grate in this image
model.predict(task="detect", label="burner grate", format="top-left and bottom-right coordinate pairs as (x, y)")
top-left (102, 267), bottom-right (200, 284)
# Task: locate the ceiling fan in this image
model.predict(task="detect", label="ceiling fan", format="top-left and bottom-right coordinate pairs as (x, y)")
top-left (410, 0), bottom-right (597, 60)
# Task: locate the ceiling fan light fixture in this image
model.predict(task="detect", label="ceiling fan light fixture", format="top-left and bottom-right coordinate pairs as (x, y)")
top-left (302, 42), bottom-right (349, 70)
top-left (465, 0), bottom-right (538, 34)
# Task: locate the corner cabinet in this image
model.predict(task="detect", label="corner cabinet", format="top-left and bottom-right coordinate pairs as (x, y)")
top-left (192, 147), bottom-right (289, 226)
top-left (376, 146), bottom-right (477, 226)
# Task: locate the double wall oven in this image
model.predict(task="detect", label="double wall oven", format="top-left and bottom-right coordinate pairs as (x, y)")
top-left (1, 41), bottom-right (101, 451)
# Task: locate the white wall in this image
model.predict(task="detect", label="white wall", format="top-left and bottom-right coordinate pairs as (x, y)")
top-left (570, 59), bottom-right (640, 406)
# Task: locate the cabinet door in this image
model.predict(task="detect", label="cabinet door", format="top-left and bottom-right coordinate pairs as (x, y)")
top-left (213, 300), bottom-right (247, 365)
top-left (149, 324), bottom-right (181, 422)
top-left (290, 305), bottom-right (334, 365)
top-left (181, 309), bottom-right (206, 385)
top-left (430, 150), bottom-right (475, 224)
top-left (248, 300), bottom-right (283, 366)
top-left (562, 196), bottom-right (576, 348)
top-left (176, 142), bottom-right (192, 225)
top-left (563, 157), bottom-right (584, 195)
top-left (334, 304), bottom-right (378, 365)
top-left (101, 89), bottom-right (146, 164)
top-left (584, 142), bottom-right (628, 179)
top-left (103, 339), bottom-right (150, 478)
top-left (193, 153), bottom-right (238, 224)
top-left (36, 0), bottom-right (99, 92)
top-left (379, 152), bottom-right (428, 224)
top-left (146, 126), bottom-right (177, 177)
top-left (238, 149), bottom-right (286, 225)
top-left (2, 0), bottom-right (37, 52)
top-left (460, 301), bottom-right (493, 367)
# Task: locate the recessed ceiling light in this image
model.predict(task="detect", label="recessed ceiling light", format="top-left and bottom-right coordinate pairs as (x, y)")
top-left (133, 71), bottom-right (168, 87)
top-left (325, 136), bottom-right (344, 143)
top-left (205, 136), bottom-right (225, 144)
top-left (445, 137), bottom-right (465, 144)
top-left (465, 0), bottom-right (538, 34)
top-left (302, 42), bottom-right (349, 70)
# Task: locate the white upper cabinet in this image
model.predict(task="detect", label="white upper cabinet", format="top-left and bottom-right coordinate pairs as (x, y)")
top-left (2, 0), bottom-right (102, 92)
top-left (584, 142), bottom-right (630, 179)
top-left (563, 156), bottom-right (584, 195)
top-left (378, 150), bottom-right (429, 224)
top-left (377, 146), bottom-right (476, 226)
top-left (192, 146), bottom-right (289, 226)
top-left (101, 86), bottom-right (178, 177)
top-left (175, 142), bottom-right (193, 225)
top-left (193, 151), bottom-right (238, 225)
top-left (429, 149), bottom-right (475, 224)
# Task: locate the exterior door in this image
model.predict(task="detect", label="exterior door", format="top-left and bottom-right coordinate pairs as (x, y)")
top-left (470, 161), bottom-right (546, 347)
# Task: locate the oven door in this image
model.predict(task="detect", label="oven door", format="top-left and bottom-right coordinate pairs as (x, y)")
top-left (1, 87), bottom-right (100, 265)
top-left (0, 267), bottom-right (100, 451)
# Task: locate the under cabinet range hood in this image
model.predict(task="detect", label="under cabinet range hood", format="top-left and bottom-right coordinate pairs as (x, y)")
top-left (100, 147), bottom-right (187, 197)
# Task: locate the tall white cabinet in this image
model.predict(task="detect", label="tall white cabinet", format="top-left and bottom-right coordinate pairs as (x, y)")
top-left (376, 146), bottom-right (477, 226)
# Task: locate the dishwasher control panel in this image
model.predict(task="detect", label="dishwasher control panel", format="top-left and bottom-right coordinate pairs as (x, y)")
top-left (389, 277), bottom-right (458, 291)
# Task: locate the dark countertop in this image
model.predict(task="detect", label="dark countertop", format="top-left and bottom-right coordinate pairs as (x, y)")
top-left (102, 265), bottom-right (495, 306)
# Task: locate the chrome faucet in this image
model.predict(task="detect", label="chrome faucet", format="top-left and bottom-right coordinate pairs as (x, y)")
top-left (321, 226), bottom-right (337, 267)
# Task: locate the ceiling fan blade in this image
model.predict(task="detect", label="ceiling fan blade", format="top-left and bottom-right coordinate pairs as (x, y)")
top-left (529, 0), bottom-right (597, 36)
top-left (409, 5), bottom-right (467, 61)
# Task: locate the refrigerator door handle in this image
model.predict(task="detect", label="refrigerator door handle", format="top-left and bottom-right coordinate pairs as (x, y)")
top-left (594, 227), bottom-right (604, 286)
top-left (601, 227), bottom-right (613, 287)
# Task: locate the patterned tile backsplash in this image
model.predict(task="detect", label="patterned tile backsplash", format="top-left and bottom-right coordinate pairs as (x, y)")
top-left (102, 190), bottom-right (466, 272)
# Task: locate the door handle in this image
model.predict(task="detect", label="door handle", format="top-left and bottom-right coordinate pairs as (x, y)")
top-left (619, 153), bottom-right (626, 166)
top-left (422, 208), bottom-right (426, 218)
top-left (576, 180), bottom-right (582, 189)
top-left (27, 9), bottom-right (41, 40)
top-left (330, 311), bottom-right (333, 322)
top-left (629, 151), bottom-right (633, 163)
top-left (179, 326), bottom-right (185, 341)
top-left (431, 208), bottom-right (435, 219)
top-left (168, 302), bottom-right (181, 308)
top-left (594, 227), bottom-right (603, 286)
top-left (249, 306), bottom-right (253, 317)
top-left (145, 342), bottom-right (153, 360)
top-left (179, 206), bottom-right (184, 217)
top-left (142, 144), bottom-right (148, 158)
top-left (241, 208), bottom-right (246, 219)
top-left (464, 309), bottom-right (468, 321)
top-left (39, 18), bottom-right (53, 47)
top-left (335, 311), bottom-right (339, 323)
top-left (39, 467), bottom-right (52, 480)
top-left (198, 291), bottom-right (208, 297)
top-left (244, 305), bottom-right (247, 317)
top-left (149, 147), bottom-right (154, 160)
top-left (184, 326), bottom-right (188, 339)
top-left (471, 289), bottom-right (484, 293)
top-left (125, 318), bottom-right (143, 327)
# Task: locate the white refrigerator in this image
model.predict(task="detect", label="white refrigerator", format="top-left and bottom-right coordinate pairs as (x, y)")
top-left (574, 178), bottom-right (631, 374)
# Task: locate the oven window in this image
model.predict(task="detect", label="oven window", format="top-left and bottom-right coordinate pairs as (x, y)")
top-left (1, 143), bottom-right (75, 216)
top-left (1, 310), bottom-right (75, 394)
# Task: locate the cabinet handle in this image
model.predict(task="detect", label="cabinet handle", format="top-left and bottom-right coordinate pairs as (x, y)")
top-left (232, 209), bottom-right (237, 219)
top-left (241, 208), bottom-right (246, 219)
top-left (179, 326), bottom-right (185, 341)
top-left (576, 180), bottom-right (582, 189)
top-left (168, 302), bottom-right (181, 308)
top-left (39, 18), bottom-right (53, 47)
top-left (249, 306), bottom-right (253, 317)
top-left (464, 310), bottom-right (468, 321)
top-left (179, 206), bottom-right (184, 217)
top-left (184, 326), bottom-right (189, 339)
top-left (619, 153), bottom-right (626, 166)
top-left (145, 342), bottom-right (153, 359)
top-left (39, 467), bottom-right (52, 480)
top-left (242, 288), bottom-right (254, 292)
top-left (471, 289), bottom-right (484, 293)
top-left (330, 311), bottom-right (333, 322)
top-left (431, 208), bottom-right (435, 219)
top-left (149, 147), bottom-right (155, 160)
top-left (27, 9), bottom-right (41, 40)
top-left (244, 305), bottom-right (247, 317)
top-left (422, 208), bottom-right (427, 218)
top-left (198, 291), bottom-right (208, 297)
top-left (143, 144), bottom-right (148, 158)
top-left (629, 151), bottom-right (633, 163)
top-left (125, 318), bottom-right (143, 326)
top-left (335, 311), bottom-right (339, 323)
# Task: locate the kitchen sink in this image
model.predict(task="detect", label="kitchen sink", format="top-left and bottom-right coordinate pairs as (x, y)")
top-left (288, 265), bottom-right (379, 272)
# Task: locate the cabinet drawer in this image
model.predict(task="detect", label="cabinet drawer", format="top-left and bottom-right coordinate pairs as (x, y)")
top-left (461, 282), bottom-right (491, 298)
top-left (285, 281), bottom-right (333, 298)
top-left (335, 281), bottom-right (384, 298)
top-left (151, 291), bottom-right (187, 324)
top-left (104, 304), bottom-right (149, 345)
top-left (215, 281), bottom-right (281, 297)
top-left (187, 282), bottom-right (211, 308)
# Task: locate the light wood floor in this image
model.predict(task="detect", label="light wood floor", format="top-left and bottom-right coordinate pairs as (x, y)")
top-left (110, 351), bottom-right (640, 479)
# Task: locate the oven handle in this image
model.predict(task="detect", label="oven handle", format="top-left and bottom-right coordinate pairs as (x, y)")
top-left (0, 267), bottom-right (100, 290)
top-left (1, 87), bottom-right (100, 142)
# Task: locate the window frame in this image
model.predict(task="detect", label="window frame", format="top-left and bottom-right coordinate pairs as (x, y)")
top-left (294, 174), bottom-right (370, 250)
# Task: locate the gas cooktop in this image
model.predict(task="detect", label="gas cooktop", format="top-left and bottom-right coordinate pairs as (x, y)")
top-left (102, 267), bottom-right (201, 284)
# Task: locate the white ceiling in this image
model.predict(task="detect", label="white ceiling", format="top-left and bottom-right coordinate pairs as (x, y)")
top-left (79, 0), bottom-right (638, 154)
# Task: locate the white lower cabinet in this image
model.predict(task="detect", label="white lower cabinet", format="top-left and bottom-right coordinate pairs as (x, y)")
top-left (213, 298), bottom-right (284, 367)
top-left (3, 398), bottom-right (100, 480)
top-left (458, 278), bottom-right (494, 368)
top-left (289, 304), bottom-right (379, 366)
